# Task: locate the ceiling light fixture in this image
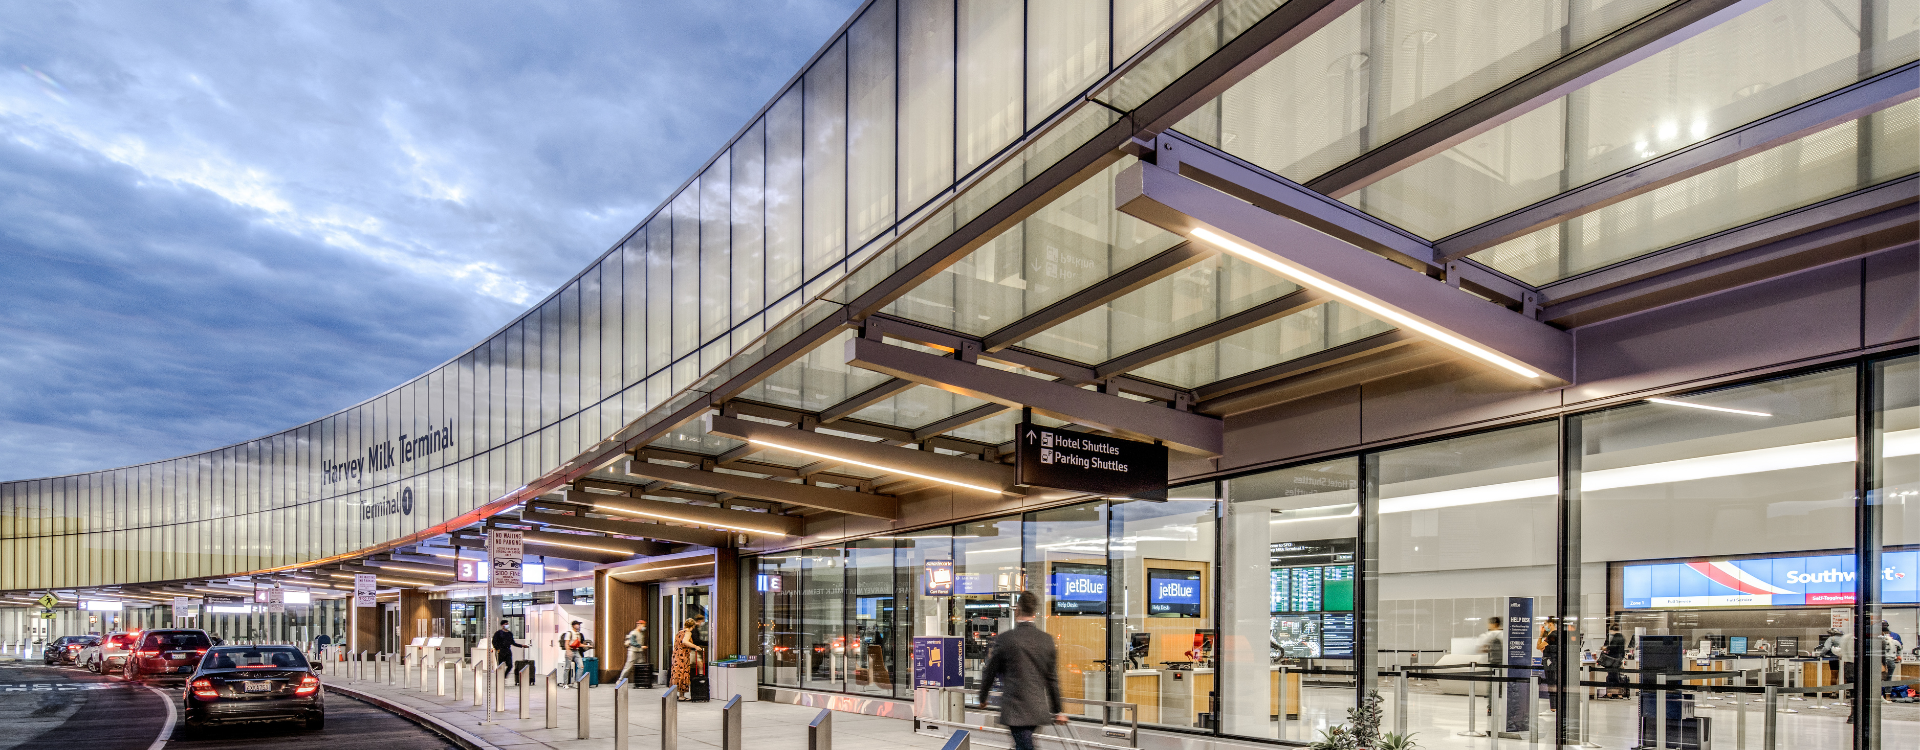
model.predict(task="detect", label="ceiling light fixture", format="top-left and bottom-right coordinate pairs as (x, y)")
top-left (526, 537), bottom-right (634, 555)
top-left (368, 563), bottom-right (456, 577)
top-left (743, 437), bottom-right (1006, 495)
top-left (592, 503), bottom-right (789, 537)
top-left (1646, 397), bottom-right (1770, 417)
top-left (1188, 227), bottom-right (1541, 379)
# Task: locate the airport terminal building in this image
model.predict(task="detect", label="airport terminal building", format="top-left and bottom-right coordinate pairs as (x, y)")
top-left (3, 0), bottom-right (1916, 747)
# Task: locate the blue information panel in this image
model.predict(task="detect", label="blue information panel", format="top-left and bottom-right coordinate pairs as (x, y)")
top-left (912, 636), bottom-right (963, 688)
top-left (1504, 597), bottom-right (1534, 735)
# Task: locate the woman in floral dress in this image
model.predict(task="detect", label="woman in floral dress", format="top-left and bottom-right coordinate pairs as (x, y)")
top-left (670, 618), bottom-right (702, 700)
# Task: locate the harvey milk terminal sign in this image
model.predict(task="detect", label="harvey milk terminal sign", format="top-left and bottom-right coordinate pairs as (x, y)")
top-left (1015, 423), bottom-right (1167, 496)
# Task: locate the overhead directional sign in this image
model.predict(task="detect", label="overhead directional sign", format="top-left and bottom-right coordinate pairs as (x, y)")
top-left (488, 529), bottom-right (524, 588)
top-left (1015, 422), bottom-right (1167, 496)
top-left (353, 574), bottom-right (377, 607)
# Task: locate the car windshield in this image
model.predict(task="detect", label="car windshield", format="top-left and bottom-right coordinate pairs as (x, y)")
top-left (203, 648), bottom-right (307, 670)
top-left (109, 634), bottom-right (135, 646)
top-left (142, 632), bottom-right (212, 650)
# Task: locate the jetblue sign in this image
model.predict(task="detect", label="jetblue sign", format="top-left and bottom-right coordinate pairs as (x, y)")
top-left (1052, 573), bottom-right (1107, 601)
top-left (1015, 423), bottom-right (1167, 496)
top-left (1154, 579), bottom-right (1199, 604)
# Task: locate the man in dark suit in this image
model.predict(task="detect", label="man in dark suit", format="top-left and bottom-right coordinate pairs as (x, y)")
top-left (978, 591), bottom-right (1064, 750)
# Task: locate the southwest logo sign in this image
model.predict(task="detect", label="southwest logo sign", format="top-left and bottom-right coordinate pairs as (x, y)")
top-left (1621, 550), bottom-right (1918, 608)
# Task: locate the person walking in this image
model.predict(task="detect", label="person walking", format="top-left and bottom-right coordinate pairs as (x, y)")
top-left (977, 592), bottom-right (1065, 750)
top-left (491, 620), bottom-right (527, 677)
top-left (671, 618), bottom-right (704, 701)
top-left (1600, 624), bottom-right (1628, 699)
top-left (560, 620), bottom-right (592, 688)
top-left (621, 618), bottom-right (648, 683)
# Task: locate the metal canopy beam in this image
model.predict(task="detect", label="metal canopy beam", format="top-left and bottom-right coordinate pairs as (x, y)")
top-left (1436, 63), bottom-right (1920, 261)
top-left (1194, 330), bottom-right (1421, 407)
top-left (705, 414), bottom-right (1018, 495)
top-left (866, 315), bottom-right (1188, 404)
top-left (819, 378), bottom-right (917, 424)
top-left (846, 336), bottom-right (1224, 455)
top-left (982, 242), bottom-right (1214, 351)
top-left (913, 403), bottom-right (1011, 443)
top-left (521, 508), bottom-right (732, 548)
top-left (1094, 288), bottom-right (1331, 379)
top-left (563, 488), bottom-right (805, 537)
top-left (519, 528), bottom-right (668, 558)
top-left (1118, 161), bottom-right (1574, 385)
top-left (1305, 0), bottom-right (1768, 198)
top-left (624, 458), bottom-right (900, 520)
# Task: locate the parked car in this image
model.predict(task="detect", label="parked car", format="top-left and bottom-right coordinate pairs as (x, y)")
top-left (183, 645), bottom-right (324, 732)
top-left (80, 631), bottom-right (139, 673)
top-left (42, 635), bottom-right (100, 666)
top-left (122, 629), bottom-right (212, 684)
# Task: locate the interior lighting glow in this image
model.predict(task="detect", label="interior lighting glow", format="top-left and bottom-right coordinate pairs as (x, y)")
top-left (369, 563), bottom-right (457, 577)
top-left (743, 437), bottom-right (1007, 495)
top-left (593, 502), bottom-right (789, 537)
top-left (1188, 227), bottom-right (1541, 379)
top-left (526, 537), bottom-right (633, 555)
top-left (1646, 397), bottom-right (1770, 417)
top-left (325, 573), bottom-right (432, 587)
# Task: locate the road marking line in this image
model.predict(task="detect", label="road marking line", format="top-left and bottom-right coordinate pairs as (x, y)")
top-left (144, 684), bottom-right (176, 750)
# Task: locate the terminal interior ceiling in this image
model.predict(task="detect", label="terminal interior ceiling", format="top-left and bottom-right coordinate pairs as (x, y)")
top-left (2, 0), bottom-right (1917, 747)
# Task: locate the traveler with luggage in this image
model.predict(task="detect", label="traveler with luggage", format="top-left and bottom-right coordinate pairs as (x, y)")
top-left (671, 618), bottom-right (704, 701)
top-left (977, 592), bottom-right (1065, 750)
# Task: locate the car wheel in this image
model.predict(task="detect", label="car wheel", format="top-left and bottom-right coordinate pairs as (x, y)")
top-left (304, 712), bottom-right (324, 730)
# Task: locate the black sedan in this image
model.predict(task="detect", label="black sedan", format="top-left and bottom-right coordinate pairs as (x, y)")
top-left (42, 634), bottom-right (99, 665)
top-left (183, 646), bottom-right (325, 732)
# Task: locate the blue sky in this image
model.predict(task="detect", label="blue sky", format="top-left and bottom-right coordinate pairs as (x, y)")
top-left (0, 0), bottom-right (864, 480)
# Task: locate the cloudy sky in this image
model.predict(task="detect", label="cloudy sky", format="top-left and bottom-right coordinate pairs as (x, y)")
top-left (0, 0), bottom-right (863, 481)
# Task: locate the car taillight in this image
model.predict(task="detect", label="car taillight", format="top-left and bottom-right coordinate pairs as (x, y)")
top-left (194, 649), bottom-right (207, 654)
top-left (190, 679), bottom-right (218, 699)
top-left (138, 649), bottom-right (160, 658)
top-left (294, 674), bottom-right (320, 696)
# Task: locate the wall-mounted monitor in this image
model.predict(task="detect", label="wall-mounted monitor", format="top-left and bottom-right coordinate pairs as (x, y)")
top-left (1728, 636), bottom-right (1748, 655)
top-left (1049, 563), bottom-right (1108, 616)
top-left (1322, 565), bottom-right (1354, 611)
top-left (1146, 568), bottom-right (1201, 617)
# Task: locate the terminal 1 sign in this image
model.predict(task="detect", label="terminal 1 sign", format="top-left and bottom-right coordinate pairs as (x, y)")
top-left (1014, 423), bottom-right (1166, 496)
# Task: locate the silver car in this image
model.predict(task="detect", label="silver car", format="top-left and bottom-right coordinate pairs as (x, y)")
top-left (79, 631), bottom-right (137, 673)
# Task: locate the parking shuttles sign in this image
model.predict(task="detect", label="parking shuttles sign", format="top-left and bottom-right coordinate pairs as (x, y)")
top-left (1015, 422), bottom-right (1167, 496)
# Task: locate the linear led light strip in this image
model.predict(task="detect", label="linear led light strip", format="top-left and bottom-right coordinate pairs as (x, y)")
top-left (1189, 227), bottom-right (1541, 379)
top-left (1647, 397), bottom-right (1770, 417)
top-left (326, 572), bottom-right (432, 587)
top-left (527, 536), bottom-right (635, 555)
top-left (365, 562), bottom-right (457, 577)
top-left (744, 437), bottom-right (1007, 495)
top-left (1371, 428), bottom-right (1920, 514)
top-left (593, 502), bottom-right (789, 537)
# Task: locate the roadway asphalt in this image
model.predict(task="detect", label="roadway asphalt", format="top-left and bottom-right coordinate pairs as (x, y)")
top-left (0, 659), bottom-right (455, 749)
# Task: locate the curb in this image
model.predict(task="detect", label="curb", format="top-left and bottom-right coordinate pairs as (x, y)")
top-left (324, 682), bottom-right (503, 750)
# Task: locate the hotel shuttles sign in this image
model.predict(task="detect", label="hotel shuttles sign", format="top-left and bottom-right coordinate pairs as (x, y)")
top-left (1015, 423), bottom-right (1167, 496)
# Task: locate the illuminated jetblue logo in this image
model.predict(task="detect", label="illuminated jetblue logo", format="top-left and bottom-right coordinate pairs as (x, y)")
top-left (1065, 577), bottom-right (1104, 596)
top-left (1157, 581), bottom-right (1195, 600)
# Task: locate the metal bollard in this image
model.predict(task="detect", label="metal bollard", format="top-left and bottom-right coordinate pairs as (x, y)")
top-left (519, 666), bottom-right (530, 719)
top-left (454, 658), bottom-right (465, 702)
top-left (576, 670), bottom-right (593, 739)
top-left (809, 708), bottom-right (831, 750)
top-left (546, 669), bottom-right (559, 729)
top-left (614, 678), bottom-right (631, 750)
top-left (1655, 674), bottom-right (1667, 750)
top-left (1492, 680), bottom-right (1504, 749)
top-left (495, 664), bottom-right (507, 713)
top-left (721, 694), bottom-right (743, 750)
top-left (473, 659), bottom-right (485, 707)
top-left (388, 653), bottom-right (397, 686)
top-left (438, 657), bottom-right (450, 697)
top-left (660, 686), bottom-right (679, 750)
top-left (1395, 668), bottom-right (1409, 738)
top-left (1762, 686), bottom-right (1777, 750)
top-left (941, 729), bottom-right (971, 750)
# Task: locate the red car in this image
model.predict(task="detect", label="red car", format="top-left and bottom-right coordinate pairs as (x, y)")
top-left (122, 629), bottom-right (212, 683)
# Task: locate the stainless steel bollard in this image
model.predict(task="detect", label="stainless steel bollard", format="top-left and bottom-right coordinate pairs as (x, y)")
top-left (660, 687), bottom-right (679, 750)
top-left (438, 657), bottom-right (450, 697)
top-left (614, 678), bottom-right (631, 750)
top-left (546, 669), bottom-right (559, 729)
top-left (1395, 668), bottom-right (1409, 738)
top-left (389, 653), bottom-right (397, 686)
top-left (519, 666), bottom-right (530, 719)
top-left (576, 671), bottom-right (592, 739)
top-left (721, 695), bottom-right (743, 750)
top-left (1655, 674), bottom-right (1667, 750)
top-left (808, 708), bottom-right (831, 750)
top-left (941, 729), bottom-right (971, 750)
top-left (473, 659), bottom-right (485, 707)
top-left (495, 664), bottom-right (507, 713)
top-left (1762, 686), bottom-right (1777, 750)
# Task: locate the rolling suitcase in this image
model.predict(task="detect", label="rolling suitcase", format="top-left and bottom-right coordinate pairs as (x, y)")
top-left (689, 663), bottom-right (711, 702)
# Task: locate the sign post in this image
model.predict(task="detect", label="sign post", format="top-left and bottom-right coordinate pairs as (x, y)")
top-left (1014, 422), bottom-right (1167, 496)
top-left (354, 574), bottom-right (378, 608)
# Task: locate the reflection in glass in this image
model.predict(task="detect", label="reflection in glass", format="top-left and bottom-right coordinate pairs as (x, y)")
top-left (957, 0), bottom-right (1023, 176)
top-left (804, 39), bottom-right (848, 281)
top-left (1110, 486), bottom-right (1217, 729)
top-left (1024, 503), bottom-right (1110, 716)
top-left (1873, 356), bottom-right (1918, 746)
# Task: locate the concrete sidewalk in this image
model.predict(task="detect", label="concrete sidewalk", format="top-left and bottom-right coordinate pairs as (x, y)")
top-left (319, 670), bottom-right (948, 750)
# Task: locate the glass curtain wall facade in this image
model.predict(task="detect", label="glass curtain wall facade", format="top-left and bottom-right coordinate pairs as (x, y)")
top-left (746, 354), bottom-right (1919, 746)
top-left (0, 0), bottom-right (1228, 592)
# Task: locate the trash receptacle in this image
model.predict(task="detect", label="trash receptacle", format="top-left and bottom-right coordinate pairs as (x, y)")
top-left (580, 657), bottom-right (600, 685)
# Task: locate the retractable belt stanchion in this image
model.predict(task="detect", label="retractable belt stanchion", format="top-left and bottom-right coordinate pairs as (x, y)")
top-left (577, 666), bottom-right (593, 739)
top-left (1736, 674), bottom-right (1748, 750)
top-left (1492, 677), bottom-right (1504, 750)
top-left (1395, 667), bottom-right (1409, 739)
top-left (809, 708), bottom-right (832, 750)
top-left (660, 687), bottom-right (679, 750)
top-left (1654, 674), bottom-right (1667, 750)
top-left (1527, 673), bottom-right (1539, 747)
top-left (1763, 686), bottom-right (1777, 750)
top-left (546, 669), bottom-right (559, 729)
top-left (1276, 665), bottom-right (1288, 741)
top-left (1459, 673), bottom-right (1482, 738)
top-left (614, 678), bottom-right (632, 750)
